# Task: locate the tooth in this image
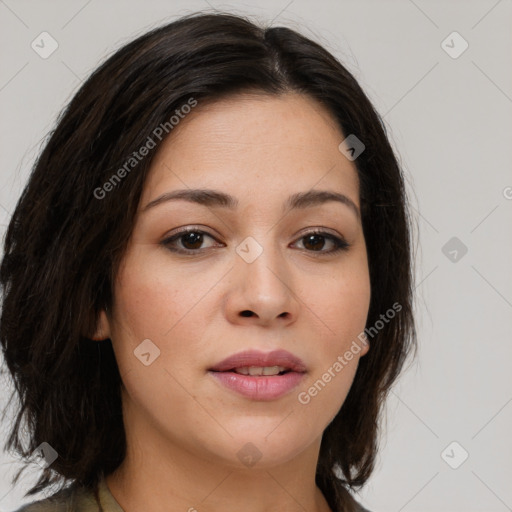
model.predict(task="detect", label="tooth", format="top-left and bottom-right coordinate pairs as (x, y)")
top-left (233, 366), bottom-right (288, 376)
top-left (262, 366), bottom-right (281, 376)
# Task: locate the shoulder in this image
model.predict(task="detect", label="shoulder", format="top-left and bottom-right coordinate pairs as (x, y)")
top-left (10, 483), bottom-right (100, 512)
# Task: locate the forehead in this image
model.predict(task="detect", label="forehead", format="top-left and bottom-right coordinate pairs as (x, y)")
top-left (141, 92), bottom-right (360, 209)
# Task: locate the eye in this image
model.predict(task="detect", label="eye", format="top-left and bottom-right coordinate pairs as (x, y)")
top-left (161, 227), bottom-right (350, 256)
top-left (292, 230), bottom-right (350, 255)
top-left (161, 228), bottom-right (221, 254)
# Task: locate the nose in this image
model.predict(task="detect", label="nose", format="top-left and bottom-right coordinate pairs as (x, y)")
top-left (223, 238), bottom-right (299, 327)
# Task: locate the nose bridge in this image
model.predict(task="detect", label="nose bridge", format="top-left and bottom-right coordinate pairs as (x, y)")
top-left (236, 233), bottom-right (287, 291)
top-left (231, 232), bottom-right (297, 321)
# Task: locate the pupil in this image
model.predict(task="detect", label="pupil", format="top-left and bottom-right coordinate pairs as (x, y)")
top-left (304, 234), bottom-right (324, 251)
top-left (182, 232), bottom-right (203, 249)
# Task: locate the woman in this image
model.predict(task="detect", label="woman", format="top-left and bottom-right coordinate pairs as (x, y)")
top-left (0, 11), bottom-right (416, 512)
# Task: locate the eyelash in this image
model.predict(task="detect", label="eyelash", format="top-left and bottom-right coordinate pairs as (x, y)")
top-left (161, 227), bottom-right (350, 256)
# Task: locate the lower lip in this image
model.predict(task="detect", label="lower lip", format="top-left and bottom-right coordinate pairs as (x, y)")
top-left (208, 371), bottom-right (305, 401)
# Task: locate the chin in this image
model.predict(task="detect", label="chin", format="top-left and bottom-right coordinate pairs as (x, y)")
top-left (205, 430), bottom-right (316, 470)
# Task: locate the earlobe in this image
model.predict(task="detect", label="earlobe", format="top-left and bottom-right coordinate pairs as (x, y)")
top-left (360, 333), bottom-right (370, 357)
top-left (90, 309), bottom-right (111, 341)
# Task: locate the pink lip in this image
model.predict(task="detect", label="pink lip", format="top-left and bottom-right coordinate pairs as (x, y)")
top-left (208, 349), bottom-right (307, 401)
top-left (208, 349), bottom-right (307, 373)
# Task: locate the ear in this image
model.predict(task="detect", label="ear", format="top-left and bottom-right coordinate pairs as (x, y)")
top-left (90, 309), bottom-right (111, 341)
top-left (359, 333), bottom-right (370, 357)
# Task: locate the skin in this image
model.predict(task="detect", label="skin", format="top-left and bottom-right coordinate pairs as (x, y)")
top-left (94, 92), bottom-right (371, 512)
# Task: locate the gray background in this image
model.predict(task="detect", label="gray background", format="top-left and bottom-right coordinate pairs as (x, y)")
top-left (1, 1), bottom-right (511, 511)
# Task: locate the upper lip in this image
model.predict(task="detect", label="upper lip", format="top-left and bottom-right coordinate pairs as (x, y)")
top-left (209, 349), bottom-right (307, 373)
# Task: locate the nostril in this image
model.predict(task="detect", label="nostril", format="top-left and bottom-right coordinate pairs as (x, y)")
top-left (240, 310), bottom-right (253, 317)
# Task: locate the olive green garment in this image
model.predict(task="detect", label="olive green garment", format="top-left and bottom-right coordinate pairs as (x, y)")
top-left (11, 476), bottom-right (372, 512)
top-left (11, 475), bottom-right (124, 512)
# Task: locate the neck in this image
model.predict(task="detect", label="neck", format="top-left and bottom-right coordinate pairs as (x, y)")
top-left (105, 404), bottom-right (333, 512)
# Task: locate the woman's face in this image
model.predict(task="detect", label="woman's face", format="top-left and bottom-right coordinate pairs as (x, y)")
top-left (97, 92), bottom-right (371, 470)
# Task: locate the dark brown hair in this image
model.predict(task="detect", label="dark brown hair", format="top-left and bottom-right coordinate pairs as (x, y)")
top-left (0, 11), bottom-right (416, 512)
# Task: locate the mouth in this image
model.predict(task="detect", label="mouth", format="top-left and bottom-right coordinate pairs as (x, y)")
top-left (225, 365), bottom-right (291, 376)
top-left (208, 350), bottom-right (307, 401)
top-left (208, 349), bottom-right (307, 373)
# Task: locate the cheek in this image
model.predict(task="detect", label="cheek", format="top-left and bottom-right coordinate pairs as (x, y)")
top-left (309, 264), bottom-right (371, 346)
top-left (109, 245), bottom-right (223, 379)
top-left (300, 261), bottom-right (370, 405)
top-left (112, 245), bottom-right (201, 340)
top-left (108, 251), bottom-right (209, 417)
top-left (295, 320), bottom-right (363, 432)
top-left (297, 282), bottom-right (369, 426)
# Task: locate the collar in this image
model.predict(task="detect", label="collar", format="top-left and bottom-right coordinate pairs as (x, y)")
top-left (97, 475), bottom-right (125, 512)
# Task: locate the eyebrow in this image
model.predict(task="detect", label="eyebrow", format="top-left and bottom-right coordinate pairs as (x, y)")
top-left (142, 188), bottom-right (360, 220)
